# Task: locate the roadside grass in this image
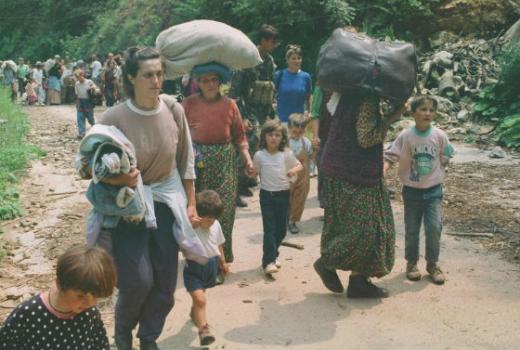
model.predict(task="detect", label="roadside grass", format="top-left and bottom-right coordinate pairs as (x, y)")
top-left (0, 87), bottom-right (45, 222)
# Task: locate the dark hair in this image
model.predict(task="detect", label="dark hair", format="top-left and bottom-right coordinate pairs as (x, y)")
top-left (285, 44), bottom-right (302, 60)
top-left (259, 119), bottom-right (288, 151)
top-left (56, 245), bottom-right (116, 298)
top-left (122, 47), bottom-right (161, 99)
top-left (410, 95), bottom-right (438, 112)
top-left (259, 24), bottom-right (279, 41)
top-left (114, 54), bottom-right (122, 66)
top-left (196, 190), bottom-right (224, 218)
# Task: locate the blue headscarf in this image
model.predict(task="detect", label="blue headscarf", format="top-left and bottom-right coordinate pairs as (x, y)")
top-left (191, 62), bottom-right (231, 84)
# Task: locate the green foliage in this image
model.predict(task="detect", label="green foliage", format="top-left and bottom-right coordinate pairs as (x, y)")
top-left (1, 0), bottom-right (443, 65)
top-left (473, 44), bottom-right (520, 149)
top-left (60, 0), bottom-right (354, 75)
top-left (0, 88), bottom-right (43, 220)
top-left (0, 0), bottom-right (118, 60)
top-left (349, 0), bottom-right (440, 39)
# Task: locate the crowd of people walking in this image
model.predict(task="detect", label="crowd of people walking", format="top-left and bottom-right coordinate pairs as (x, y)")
top-left (0, 23), bottom-right (454, 350)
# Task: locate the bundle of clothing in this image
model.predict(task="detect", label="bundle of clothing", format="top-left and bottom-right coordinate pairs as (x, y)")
top-left (76, 124), bottom-right (209, 264)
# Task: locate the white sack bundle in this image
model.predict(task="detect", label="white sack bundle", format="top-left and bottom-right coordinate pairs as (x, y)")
top-left (156, 20), bottom-right (262, 79)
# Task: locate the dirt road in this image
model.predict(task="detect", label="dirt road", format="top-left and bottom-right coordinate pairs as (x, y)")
top-left (1, 105), bottom-right (519, 349)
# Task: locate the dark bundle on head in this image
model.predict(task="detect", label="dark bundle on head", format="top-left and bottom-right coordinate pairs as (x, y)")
top-left (122, 47), bottom-right (161, 98)
top-left (56, 245), bottom-right (116, 298)
top-left (196, 190), bottom-right (224, 219)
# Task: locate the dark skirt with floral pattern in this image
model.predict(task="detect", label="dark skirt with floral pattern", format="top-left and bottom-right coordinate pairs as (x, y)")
top-left (320, 176), bottom-right (395, 278)
top-left (195, 143), bottom-right (238, 262)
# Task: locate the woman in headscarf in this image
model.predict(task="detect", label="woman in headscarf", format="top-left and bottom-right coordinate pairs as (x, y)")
top-left (183, 62), bottom-right (254, 266)
top-left (47, 56), bottom-right (62, 105)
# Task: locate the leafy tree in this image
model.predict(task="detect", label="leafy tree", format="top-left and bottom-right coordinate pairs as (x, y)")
top-left (0, 0), bottom-right (117, 60)
top-left (474, 44), bottom-right (520, 149)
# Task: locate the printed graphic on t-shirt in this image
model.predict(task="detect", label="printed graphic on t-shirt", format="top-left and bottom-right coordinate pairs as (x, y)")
top-left (410, 143), bottom-right (438, 182)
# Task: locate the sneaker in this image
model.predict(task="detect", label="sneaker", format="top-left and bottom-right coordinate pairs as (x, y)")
top-left (427, 264), bottom-right (445, 285)
top-left (288, 222), bottom-right (300, 234)
top-left (199, 324), bottom-right (215, 346)
top-left (236, 196), bottom-right (248, 208)
top-left (347, 275), bottom-right (389, 298)
top-left (140, 341), bottom-right (160, 350)
top-left (313, 258), bottom-right (343, 293)
top-left (264, 262), bottom-right (278, 275)
top-left (275, 259), bottom-right (281, 269)
top-left (406, 262), bottom-right (421, 281)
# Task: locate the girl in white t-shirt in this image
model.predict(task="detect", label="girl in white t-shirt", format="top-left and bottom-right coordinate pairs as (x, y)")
top-left (253, 120), bottom-right (303, 276)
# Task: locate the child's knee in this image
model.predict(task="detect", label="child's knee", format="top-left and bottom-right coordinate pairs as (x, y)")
top-left (191, 291), bottom-right (207, 308)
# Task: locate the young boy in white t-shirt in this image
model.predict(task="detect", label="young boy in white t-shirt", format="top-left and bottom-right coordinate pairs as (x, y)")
top-left (384, 95), bottom-right (455, 285)
top-left (184, 190), bottom-right (229, 346)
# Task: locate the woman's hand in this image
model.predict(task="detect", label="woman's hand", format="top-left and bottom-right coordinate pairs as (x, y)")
top-left (385, 103), bottom-right (407, 125)
top-left (103, 166), bottom-right (140, 187)
top-left (187, 204), bottom-right (201, 226)
top-left (383, 161), bottom-right (392, 177)
top-left (312, 137), bottom-right (320, 150)
top-left (220, 260), bottom-right (230, 275)
top-left (245, 160), bottom-right (255, 177)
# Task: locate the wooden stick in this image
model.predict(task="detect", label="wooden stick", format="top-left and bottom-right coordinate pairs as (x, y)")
top-left (445, 231), bottom-right (494, 238)
top-left (280, 241), bottom-right (304, 250)
top-left (46, 190), bottom-right (78, 197)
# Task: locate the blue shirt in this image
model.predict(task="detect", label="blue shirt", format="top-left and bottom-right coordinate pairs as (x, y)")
top-left (275, 69), bottom-right (312, 123)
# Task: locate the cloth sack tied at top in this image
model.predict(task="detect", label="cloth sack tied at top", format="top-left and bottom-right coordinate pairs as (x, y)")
top-left (156, 19), bottom-right (262, 79)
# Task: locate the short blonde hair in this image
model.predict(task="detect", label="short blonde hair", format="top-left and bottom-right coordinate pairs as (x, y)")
top-left (288, 113), bottom-right (310, 128)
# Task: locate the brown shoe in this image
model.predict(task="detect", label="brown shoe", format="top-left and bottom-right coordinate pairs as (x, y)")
top-left (199, 324), bottom-right (215, 346)
top-left (427, 264), bottom-right (445, 285)
top-left (406, 262), bottom-right (421, 281)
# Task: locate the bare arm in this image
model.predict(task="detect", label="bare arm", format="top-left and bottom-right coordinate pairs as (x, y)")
top-left (287, 162), bottom-right (304, 178)
top-left (239, 146), bottom-right (254, 176)
top-left (182, 179), bottom-right (199, 225)
top-left (218, 245), bottom-right (230, 274)
top-left (312, 119), bottom-right (320, 149)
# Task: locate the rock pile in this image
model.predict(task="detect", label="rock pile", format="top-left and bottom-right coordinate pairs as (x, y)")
top-left (399, 31), bottom-right (504, 141)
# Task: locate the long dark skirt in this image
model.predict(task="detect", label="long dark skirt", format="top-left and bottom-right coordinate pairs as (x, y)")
top-left (195, 143), bottom-right (238, 262)
top-left (320, 176), bottom-right (395, 278)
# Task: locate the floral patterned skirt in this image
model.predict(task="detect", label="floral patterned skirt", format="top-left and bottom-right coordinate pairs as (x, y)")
top-left (320, 176), bottom-right (395, 278)
top-left (195, 143), bottom-right (238, 262)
